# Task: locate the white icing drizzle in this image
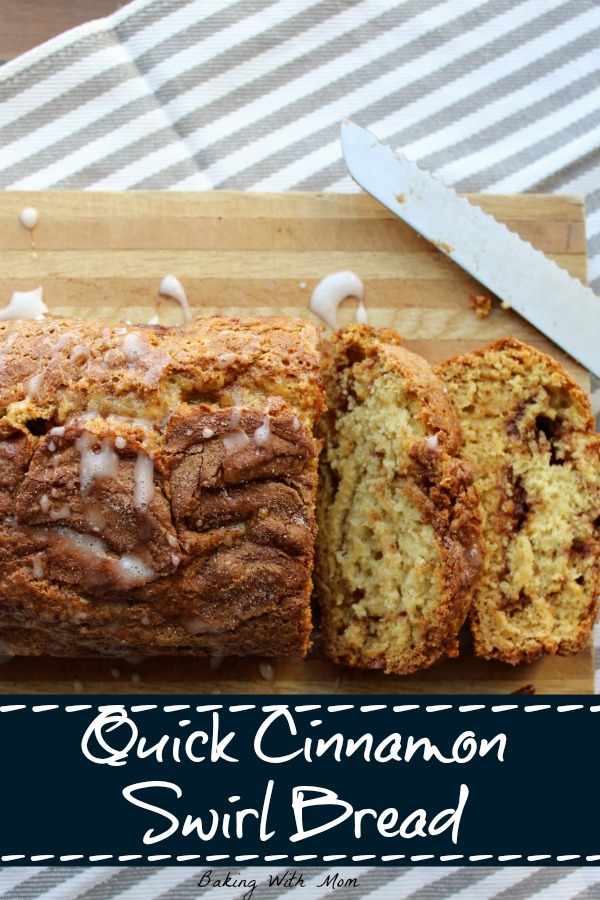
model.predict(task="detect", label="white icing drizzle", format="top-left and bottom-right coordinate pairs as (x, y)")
top-left (292, 416), bottom-right (301, 432)
top-left (32, 553), bottom-right (44, 579)
top-left (0, 286), bottom-right (48, 321)
top-left (27, 372), bottom-right (44, 400)
top-left (158, 275), bottom-right (192, 323)
top-left (116, 553), bottom-right (157, 585)
top-left (167, 534), bottom-right (179, 549)
top-left (229, 406), bottom-right (242, 428)
top-left (115, 436), bottom-right (127, 450)
top-left (259, 661), bottom-right (275, 683)
top-left (122, 332), bottom-right (149, 362)
top-left (118, 331), bottom-right (171, 388)
top-left (49, 504), bottom-right (71, 521)
top-left (183, 616), bottom-right (224, 635)
top-left (20, 207), bottom-right (38, 230)
top-left (202, 427), bottom-right (214, 439)
top-left (53, 332), bottom-right (77, 351)
top-left (355, 298), bottom-right (368, 324)
top-left (254, 415), bottom-right (271, 447)
top-left (70, 344), bottom-right (90, 365)
top-left (71, 611), bottom-right (88, 623)
top-left (217, 352), bottom-right (237, 368)
top-left (39, 494), bottom-right (50, 513)
top-left (309, 271), bottom-right (366, 330)
top-left (76, 432), bottom-right (120, 495)
top-left (50, 426), bottom-right (65, 437)
top-left (83, 501), bottom-right (105, 532)
top-left (54, 527), bottom-right (157, 588)
top-left (222, 430), bottom-right (249, 455)
top-left (426, 435), bottom-right (439, 450)
top-left (133, 452), bottom-right (155, 510)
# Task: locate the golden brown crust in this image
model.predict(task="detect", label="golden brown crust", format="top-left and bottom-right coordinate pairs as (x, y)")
top-left (315, 325), bottom-right (483, 675)
top-left (0, 315), bottom-right (323, 658)
top-left (436, 337), bottom-right (600, 665)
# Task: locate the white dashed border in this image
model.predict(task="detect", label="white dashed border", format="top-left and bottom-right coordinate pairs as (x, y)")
top-left (0, 854), bottom-right (595, 863)
top-left (0, 702), bottom-right (595, 714)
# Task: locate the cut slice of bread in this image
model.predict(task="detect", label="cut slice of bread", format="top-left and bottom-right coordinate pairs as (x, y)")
top-left (436, 338), bottom-right (600, 664)
top-left (315, 325), bottom-right (483, 675)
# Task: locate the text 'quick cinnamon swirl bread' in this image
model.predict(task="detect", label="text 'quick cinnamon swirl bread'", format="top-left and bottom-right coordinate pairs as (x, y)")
top-left (315, 326), bottom-right (483, 675)
top-left (0, 316), bottom-right (324, 658)
top-left (437, 338), bottom-right (600, 664)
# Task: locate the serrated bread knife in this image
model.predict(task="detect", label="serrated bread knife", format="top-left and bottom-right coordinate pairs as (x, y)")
top-left (341, 119), bottom-right (600, 379)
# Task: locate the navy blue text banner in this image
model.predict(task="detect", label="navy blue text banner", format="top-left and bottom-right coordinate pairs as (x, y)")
top-left (0, 695), bottom-right (597, 865)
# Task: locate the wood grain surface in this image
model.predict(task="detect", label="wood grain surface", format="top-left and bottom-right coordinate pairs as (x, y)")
top-left (0, 1), bottom-right (124, 62)
top-left (0, 189), bottom-right (593, 694)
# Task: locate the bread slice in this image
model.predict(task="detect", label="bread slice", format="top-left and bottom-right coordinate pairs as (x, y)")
top-left (436, 338), bottom-right (600, 664)
top-left (315, 326), bottom-right (483, 674)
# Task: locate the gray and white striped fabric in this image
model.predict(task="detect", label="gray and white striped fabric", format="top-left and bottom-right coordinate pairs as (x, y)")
top-left (3, 864), bottom-right (600, 899)
top-left (0, 1), bottom-right (599, 897)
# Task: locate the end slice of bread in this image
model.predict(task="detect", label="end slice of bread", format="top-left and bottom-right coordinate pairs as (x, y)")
top-left (436, 337), bottom-right (600, 664)
top-left (315, 326), bottom-right (483, 674)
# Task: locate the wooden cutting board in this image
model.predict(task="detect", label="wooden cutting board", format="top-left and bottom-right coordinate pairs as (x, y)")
top-left (0, 190), bottom-right (593, 695)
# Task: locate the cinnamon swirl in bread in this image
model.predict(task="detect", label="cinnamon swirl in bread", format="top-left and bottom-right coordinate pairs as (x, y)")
top-left (437, 338), bottom-right (600, 664)
top-left (315, 326), bottom-right (483, 674)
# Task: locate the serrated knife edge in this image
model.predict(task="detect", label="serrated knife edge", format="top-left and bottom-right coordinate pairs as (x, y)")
top-left (341, 119), bottom-right (600, 379)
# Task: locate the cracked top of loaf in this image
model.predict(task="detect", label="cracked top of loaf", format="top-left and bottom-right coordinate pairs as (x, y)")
top-left (0, 315), bottom-right (324, 658)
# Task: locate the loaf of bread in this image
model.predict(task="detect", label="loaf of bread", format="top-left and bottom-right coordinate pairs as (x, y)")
top-left (314, 325), bottom-right (483, 674)
top-left (437, 338), bottom-right (600, 664)
top-left (0, 315), bottom-right (324, 658)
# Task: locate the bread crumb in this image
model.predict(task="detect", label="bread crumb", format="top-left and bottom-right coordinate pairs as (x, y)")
top-left (511, 684), bottom-right (536, 694)
top-left (469, 294), bottom-right (492, 318)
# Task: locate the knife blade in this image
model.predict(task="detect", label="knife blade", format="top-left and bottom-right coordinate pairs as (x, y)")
top-left (341, 118), bottom-right (600, 379)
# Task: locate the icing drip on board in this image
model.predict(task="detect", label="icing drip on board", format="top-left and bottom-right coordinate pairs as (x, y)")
top-left (0, 286), bottom-right (48, 320)
top-left (310, 271), bottom-right (367, 329)
top-left (20, 207), bottom-right (39, 258)
top-left (20, 207), bottom-right (38, 230)
top-left (158, 275), bottom-right (192, 323)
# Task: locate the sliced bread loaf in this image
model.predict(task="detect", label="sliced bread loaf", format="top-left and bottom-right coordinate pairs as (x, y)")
top-left (437, 338), bottom-right (600, 664)
top-left (315, 325), bottom-right (483, 674)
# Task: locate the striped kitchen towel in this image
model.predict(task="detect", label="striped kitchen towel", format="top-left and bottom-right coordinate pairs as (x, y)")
top-left (0, 0), bottom-right (598, 291)
top-left (0, 0), bottom-right (598, 414)
top-left (0, 2), bottom-right (599, 897)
